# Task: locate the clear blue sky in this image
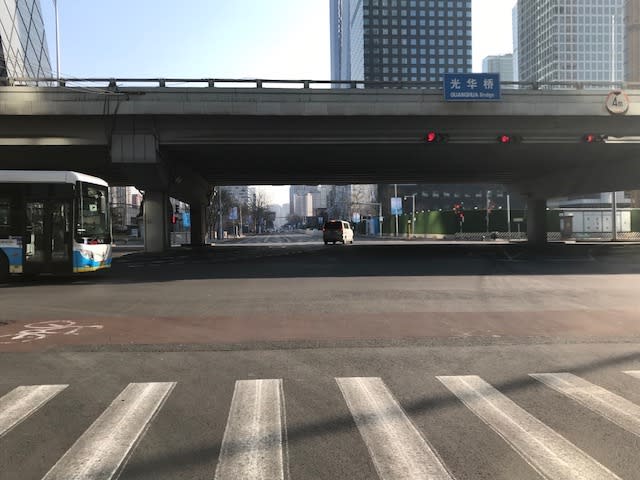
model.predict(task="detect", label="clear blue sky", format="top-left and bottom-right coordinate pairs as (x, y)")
top-left (40, 0), bottom-right (516, 204)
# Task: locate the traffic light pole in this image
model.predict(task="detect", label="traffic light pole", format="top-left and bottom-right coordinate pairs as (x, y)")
top-left (404, 194), bottom-right (416, 238)
top-left (507, 193), bottom-right (512, 235)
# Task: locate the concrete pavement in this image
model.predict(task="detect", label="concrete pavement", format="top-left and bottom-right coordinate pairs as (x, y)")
top-left (2, 238), bottom-right (640, 479)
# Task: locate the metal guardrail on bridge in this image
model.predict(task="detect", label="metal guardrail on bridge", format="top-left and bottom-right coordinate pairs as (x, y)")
top-left (1, 77), bottom-right (638, 91)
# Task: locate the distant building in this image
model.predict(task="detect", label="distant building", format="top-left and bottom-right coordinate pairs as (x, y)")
top-left (482, 54), bottom-right (514, 82)
top-left (268, 204), bottom-right (289, 229)
top-left (222, 186), bottom-right (251, 206)
top-left (330, 0), bottom-right (472, 83)
top-left (517, 0), bottom-right (624, 83)
top-left (327, 184), bottom-right (378, 221)
top-left (0, 0), bottom-right (52, 83)
top-left (625, 0), bottom-right (640, 81)
top-left (512, 4), bottom-right (519, 81)
top-left (109, 186), bottom-right (143, 232)
top-left (290, 185), bottom-right (323, 217)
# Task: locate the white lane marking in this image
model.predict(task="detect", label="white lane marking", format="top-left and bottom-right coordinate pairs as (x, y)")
top-left (531, 372), bottom-right (640, 437)
top-left (0, 385), bottom-right (68, 438)
top-left (437, 375), bottom-right (621, 480)
top-left (214, 379), bottom-right (286, 480)
top-left (624, 370), bottom-right (640, 380)
top-left (42, 382), bottom-right (175, 480)
top-left (336, 377), bottom-right (453, 480)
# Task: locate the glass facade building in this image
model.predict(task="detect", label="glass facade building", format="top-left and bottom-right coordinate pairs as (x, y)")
top-left (517, 0), bottom-right (625, 83)
top-left (330, 0), bottom-right (472, 83)
top-left (0, 0), bottom-right (52, 82)
top-left (482, 54), bottom-right (515, 81)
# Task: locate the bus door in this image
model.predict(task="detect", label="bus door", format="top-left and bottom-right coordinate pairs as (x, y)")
top-left (24, 199), bottom-right (72, 274)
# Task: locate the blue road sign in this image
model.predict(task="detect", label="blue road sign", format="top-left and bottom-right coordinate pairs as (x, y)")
top-left (444, 73), bottom-right (501, 101)
top-left (182, 212), bottom-right (191, 228)
top-left (391, 197), bottom-right (403, 215)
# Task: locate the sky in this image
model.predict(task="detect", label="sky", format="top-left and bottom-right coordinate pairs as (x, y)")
top-left (40, 0), bottom-right (517, 205)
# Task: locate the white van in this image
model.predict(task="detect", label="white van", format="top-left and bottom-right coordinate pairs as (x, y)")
top-left (322, 220), bottom-right (354, 245)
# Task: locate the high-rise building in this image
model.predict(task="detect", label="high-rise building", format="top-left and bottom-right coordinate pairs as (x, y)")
top-left (512, 4), bottom-right (519, 81)
top-left (517, 0), bottom-right (625, 83)
top-left (331, 0), bottom-right (472, 83)
top-left (289, 185), bottom-right (323, 217)
top-left (327, 184), bottom-right (379, 221)
top-left (482, 54), bottom-right (515, 81)
top-left (222, 186), bottom-right (251, 206)
top-left (625, 0), bottom-right (640, 81)
top-left (0, 0), bottom-right (52, 83)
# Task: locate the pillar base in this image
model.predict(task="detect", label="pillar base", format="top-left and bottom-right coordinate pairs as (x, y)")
top-left (143, 191), bottom-right (169, 253)
top-left (526, 197), bottom-right (547, 247)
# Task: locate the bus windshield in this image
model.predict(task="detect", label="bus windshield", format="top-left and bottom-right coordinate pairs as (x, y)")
top-left (76, 182), bottom-right (110, 243)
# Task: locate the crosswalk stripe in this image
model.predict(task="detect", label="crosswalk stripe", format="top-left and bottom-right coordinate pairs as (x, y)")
top-left (624, 370), bottom-right (640, 380)
top-left (0, 385), bottom-right (68, 438)
top-left (437, 375), bottom-right (621, 480)
top-left (336, 377), bottom-right (453, 480)
top-left (214, 379), bottom-right (286, 480)
top-left (531, 372), bottom-right (640, 437)
top-left (41, 382), bottom-right (175, 480)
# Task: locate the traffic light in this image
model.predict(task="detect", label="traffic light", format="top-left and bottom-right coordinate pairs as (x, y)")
top-left (583, 133), bottom-right (606, 143)
top-left (171, 214), bottom-right (177, 224)
top-left (497, 134), bottom-right (521, 144)
top-left (425, 131), bottom-right (449, 143)
top-left (453, 203), bottom-right (465, 221)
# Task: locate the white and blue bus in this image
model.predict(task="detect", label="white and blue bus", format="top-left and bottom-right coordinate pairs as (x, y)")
top-left (0, 171), bottom-right (112, 280)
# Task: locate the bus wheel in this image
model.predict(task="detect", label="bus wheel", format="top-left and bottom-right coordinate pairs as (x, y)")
top-left (0, 254), bottom-right (9, 283)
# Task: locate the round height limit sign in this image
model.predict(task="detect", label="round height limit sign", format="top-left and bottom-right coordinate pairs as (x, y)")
top-left (606, 90), bottom-right (630, 115)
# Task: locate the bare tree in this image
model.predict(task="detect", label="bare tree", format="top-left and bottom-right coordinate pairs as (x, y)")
top-left (248, 190), bottom-right (271, 233)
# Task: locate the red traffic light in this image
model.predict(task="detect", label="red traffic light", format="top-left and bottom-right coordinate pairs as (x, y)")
top-left (498, 134), bottom-right (522, 144)
top-left (583, 134), bottom-right (605, 143)
top-left (425, 131), bottom-right (448, 143)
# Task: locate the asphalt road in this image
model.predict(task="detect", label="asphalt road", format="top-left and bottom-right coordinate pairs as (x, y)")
top-left (2, 235), bottom-right (640, 479)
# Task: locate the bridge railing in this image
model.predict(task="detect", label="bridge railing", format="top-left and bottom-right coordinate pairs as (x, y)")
top-left (1, 77), bottom-right (639, 91)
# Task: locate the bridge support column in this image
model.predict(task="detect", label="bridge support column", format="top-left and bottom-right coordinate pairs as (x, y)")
top-left (527, 197), bottom-right (547, 247)
top-left (190, 202), bottom-right (208, 246)
top-left (143, 191), bottom-right (169, 252)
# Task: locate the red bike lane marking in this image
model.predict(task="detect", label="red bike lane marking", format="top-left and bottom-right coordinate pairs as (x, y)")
top-left (1, 309), bottom-right (639, 352)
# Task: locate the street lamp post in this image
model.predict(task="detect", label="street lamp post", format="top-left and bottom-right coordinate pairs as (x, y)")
top-left (404, 194), bottom-right (416, 237)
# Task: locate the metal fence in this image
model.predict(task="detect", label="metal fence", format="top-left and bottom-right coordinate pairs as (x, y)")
top-left (1, 77), bottom-right (638, 91)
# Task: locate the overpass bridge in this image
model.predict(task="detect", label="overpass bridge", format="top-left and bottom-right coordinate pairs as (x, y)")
top-left (1, 78), bottom-right (639, 251)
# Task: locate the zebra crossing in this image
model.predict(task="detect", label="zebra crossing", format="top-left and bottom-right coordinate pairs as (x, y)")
top-left (2, 371), bottom-right (640, 479)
